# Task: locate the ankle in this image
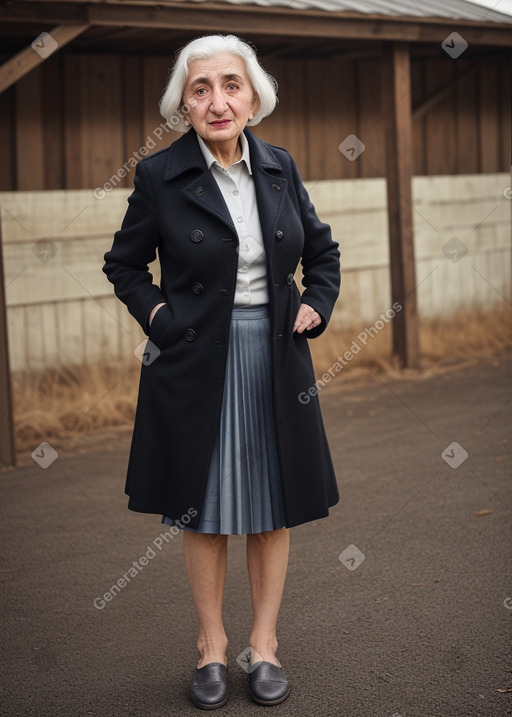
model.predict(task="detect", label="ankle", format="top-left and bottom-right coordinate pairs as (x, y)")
top-left (197, 635), bottom-right (228, 667)
top-left (249, 634), bottom-right (279, 665)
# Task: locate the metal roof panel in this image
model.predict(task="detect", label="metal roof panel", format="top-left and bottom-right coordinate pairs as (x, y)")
top-left (180, 0), bottom-right (512, 23)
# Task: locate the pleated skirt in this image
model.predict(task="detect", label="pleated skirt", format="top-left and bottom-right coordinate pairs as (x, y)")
top-left (161, 304), bottom-right (287, 535)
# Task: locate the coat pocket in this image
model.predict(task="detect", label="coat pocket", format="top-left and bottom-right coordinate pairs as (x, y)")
top-left (148, 303), bottom-right (177, 351)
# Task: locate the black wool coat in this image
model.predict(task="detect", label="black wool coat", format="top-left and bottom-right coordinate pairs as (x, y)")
top-left (103, 128), bottom-right (340, 529)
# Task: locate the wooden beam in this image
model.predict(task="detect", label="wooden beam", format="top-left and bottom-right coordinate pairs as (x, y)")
top-left (1, 3), bottom-right (512, 47)
top-left (382, 42), bottom-right (419, 369)
top-left (0, 23), bottom-right (88, 95)
top-left (89, 4), bottom-right (512, 46)
top-left (0, 220), bottom-right (16, 468)
top-left (412, 65), bottom-right (474, 120)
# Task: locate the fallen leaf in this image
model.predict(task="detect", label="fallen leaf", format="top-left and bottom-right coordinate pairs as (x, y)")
top-left (434, 578), bottom-right (442, 583)
top-left (411, 582), bottom-right (423, 587)
top-left (478, 693), bottom-right (485, 699)
top-left (496, 688), bottom-right (512, 693)
top-left (474, 509), bottom-right (493, 517)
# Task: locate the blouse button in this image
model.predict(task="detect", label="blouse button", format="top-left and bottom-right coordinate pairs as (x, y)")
top-left (191, 282), bottom-right (204, 294)
top-left (237, 216), bottom-right (243, 223)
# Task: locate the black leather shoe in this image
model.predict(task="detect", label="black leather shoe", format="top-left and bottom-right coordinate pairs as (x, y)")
top-left (250, 661), bottom-right (291, 706)
top-left (189, 662), bottom-right (228, 710)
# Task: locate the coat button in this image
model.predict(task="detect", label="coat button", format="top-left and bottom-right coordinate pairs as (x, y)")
top-left (192, 282), bottom-right (203, 294)
top-left (272, 183), bottom-right (281, 191)
top-left (184, 328), bottom-right (196, 342)
top-left (191, 229), bottom-right (204, 243)
top-left (276, 230), bottom-right (284, 241)
top-left (220, 288), bottom-right (229, 296)
top-left (194, 186), bottom-right (205, 196)
top-left (286, 273), bottom-right (294, 285)
top-left (277, 333), bottom-right (283, 340)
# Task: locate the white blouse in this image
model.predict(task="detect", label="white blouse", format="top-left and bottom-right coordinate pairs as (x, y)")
top-left (197, 133), bottom-right (269, 307)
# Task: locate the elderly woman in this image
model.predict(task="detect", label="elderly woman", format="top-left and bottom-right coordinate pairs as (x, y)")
top-left (103, 34), bottom-right (340, 710)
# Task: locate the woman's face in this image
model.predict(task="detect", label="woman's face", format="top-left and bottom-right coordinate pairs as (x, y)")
top-left (182, 52), bottom-right (260, 147)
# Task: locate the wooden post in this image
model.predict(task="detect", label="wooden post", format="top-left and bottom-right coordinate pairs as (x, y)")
top-left (0, 220), bottom-right (16, 468)
top-left (382, 42), bottom-right (419, 369)
top-left (0, 24), bottom-right (88, 95)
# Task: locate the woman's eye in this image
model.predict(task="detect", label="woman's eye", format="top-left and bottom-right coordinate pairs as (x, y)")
top-left (226, 83), bottom-right (238, 91)
top-left (196, 88), bottom-right (207, 96)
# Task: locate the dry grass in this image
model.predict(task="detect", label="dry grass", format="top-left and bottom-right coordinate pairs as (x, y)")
top-left (310, 303), bottom-right (512, 377)
top-left (11, 304), bottom-right (512, 453)
top-left (12, 363), bottom-right (139, 453)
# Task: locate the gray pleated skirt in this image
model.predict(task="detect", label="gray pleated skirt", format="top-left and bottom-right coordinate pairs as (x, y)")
top-left (161, 304), bottom-right (286, 535)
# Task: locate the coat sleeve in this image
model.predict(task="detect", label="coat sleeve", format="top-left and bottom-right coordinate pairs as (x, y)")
top-left (102, 159), bottom-right (167, 335)
top-left (290, 155), bottom-right (341, 339)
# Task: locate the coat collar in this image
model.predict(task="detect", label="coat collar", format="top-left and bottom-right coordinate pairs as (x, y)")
top-left (164, 128), bottom-right (286, 250)
top-left (163, 127), bottom-right (282, 180)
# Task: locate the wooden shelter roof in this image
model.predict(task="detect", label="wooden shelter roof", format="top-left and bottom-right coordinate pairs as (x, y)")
top-left (2, 0), bottom-right (512, 60)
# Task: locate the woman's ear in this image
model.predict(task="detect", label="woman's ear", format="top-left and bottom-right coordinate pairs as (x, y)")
top-left (250, 94), bottom-right (261, 120)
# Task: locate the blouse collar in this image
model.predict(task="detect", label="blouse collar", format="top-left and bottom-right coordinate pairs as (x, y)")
top-left (196, 131), bottom-right (253, 175)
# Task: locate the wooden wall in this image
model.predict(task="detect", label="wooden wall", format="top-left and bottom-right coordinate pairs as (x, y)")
top-left (0, 51), bottom-right (509, 191)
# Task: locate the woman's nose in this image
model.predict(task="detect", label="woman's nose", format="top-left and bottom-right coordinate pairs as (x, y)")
top-left (210, 87), bottom-right (228, 114)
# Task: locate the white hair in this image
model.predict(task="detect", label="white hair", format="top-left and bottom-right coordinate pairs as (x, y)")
top-left (159, 34), bottom-right (278, 132)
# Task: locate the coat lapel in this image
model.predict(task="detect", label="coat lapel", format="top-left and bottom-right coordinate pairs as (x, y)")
top-left (244, 130), bottom-right (288, 258)
top-left (164, 129), bottom-right (236, 234)
top-left (182, 172), bottom-right (237, 234)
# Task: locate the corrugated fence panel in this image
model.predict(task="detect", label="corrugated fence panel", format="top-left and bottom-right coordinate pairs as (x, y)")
top-left (1, 189), bottom-right (152, 371)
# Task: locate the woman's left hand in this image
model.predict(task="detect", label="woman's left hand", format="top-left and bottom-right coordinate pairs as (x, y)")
top-left (293, 303), bottom-right (321, 334)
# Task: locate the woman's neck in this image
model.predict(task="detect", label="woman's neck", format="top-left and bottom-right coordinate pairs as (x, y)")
top-left (204, 137), bottom-right (242, 170)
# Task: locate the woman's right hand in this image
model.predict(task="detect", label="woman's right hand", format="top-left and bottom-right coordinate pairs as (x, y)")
top-left (149, 302), bottom-right (166, 326)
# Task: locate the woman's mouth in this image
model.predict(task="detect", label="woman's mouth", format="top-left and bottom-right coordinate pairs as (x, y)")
top-left (209, 120), bottom-right (231, 128)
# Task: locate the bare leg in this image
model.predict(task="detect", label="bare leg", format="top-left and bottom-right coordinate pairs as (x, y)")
top-left (246, 527), bottom-right (290, 667)
top-left (183, 531), bottom-right (229, 668)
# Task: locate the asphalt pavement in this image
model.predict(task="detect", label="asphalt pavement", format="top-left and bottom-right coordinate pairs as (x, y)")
top-left (1, 355), bottom-right (511, 717)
